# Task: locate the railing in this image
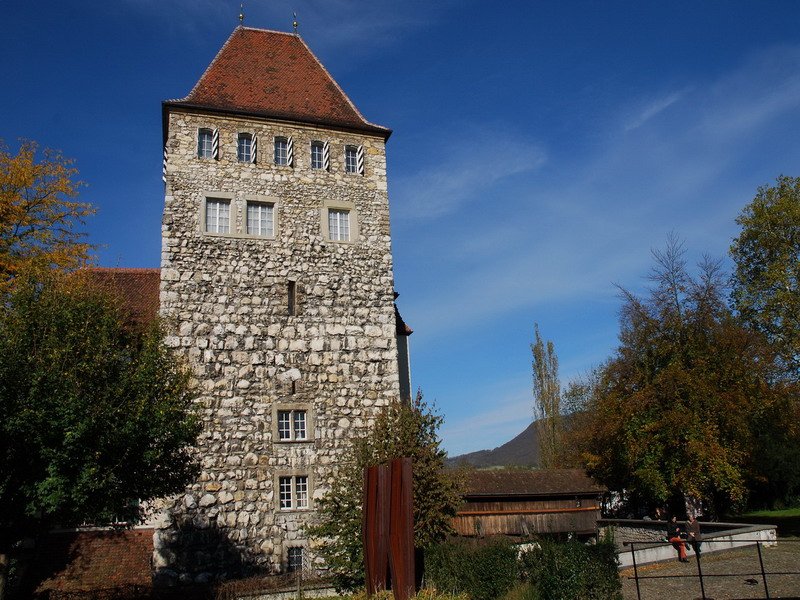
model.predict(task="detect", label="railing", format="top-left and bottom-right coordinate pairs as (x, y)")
top-left (624, 538), bottom-right (800, 600)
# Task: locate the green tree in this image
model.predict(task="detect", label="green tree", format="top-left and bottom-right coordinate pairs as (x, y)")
top-left (0, 140), bottom-right (95, 289)
top-left (531, 323), bottom-right (562, 468)
top-left (581, 238), bottom-right (794, 515)
top-left (308, 392), bottom-right (462, 592)
top-left (0, 272), bottom-right (200, 598)
top-left (730, 175), bottom-right (800, 379)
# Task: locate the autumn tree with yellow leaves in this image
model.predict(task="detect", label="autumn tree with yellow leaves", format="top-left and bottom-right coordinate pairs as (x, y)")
top-left (0, 139), bottom-right (94, 288)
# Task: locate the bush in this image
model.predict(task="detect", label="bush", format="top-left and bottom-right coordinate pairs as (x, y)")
top-left (519, 539), bottom-right (621, 600)
top-left (424, 538), bottom-right (518, 600)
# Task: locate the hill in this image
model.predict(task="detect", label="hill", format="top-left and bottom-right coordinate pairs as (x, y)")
top-left (446, 421), bottom-right (539, 468)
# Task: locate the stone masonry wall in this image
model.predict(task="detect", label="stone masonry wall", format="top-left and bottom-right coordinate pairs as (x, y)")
top-left (156, 109), bottom-right (401, 582)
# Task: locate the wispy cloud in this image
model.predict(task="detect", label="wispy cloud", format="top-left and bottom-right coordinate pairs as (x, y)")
top-left (393, 127), bottom-right (546, 219)
top-left (624, 89), bottom-right (687, 131)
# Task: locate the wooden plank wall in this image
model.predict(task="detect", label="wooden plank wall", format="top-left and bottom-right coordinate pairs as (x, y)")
top-left (453, 497), bottom-right (600, 536)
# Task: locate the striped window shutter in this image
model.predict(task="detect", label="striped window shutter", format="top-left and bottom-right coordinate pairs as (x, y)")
top-left (287, 136), bottom-right (294, 167)
top-left (356, 145), bottom-right (365, 175)
top-left (212, 128), bottom-right (220, 160)
top-left (323, 141), bottom-right (330, 171)
top-left (162, 146), bottom-right (168, 183)
top-left (251, 134), bottom-right (258, 164)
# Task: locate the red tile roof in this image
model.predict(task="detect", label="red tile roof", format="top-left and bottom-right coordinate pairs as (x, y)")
top-left (463, 469), bottom-right (606, 498)
top-left (166, 27), bottom-right (390, 138)
top-left (77, 268), bottom-right (160, 328)
top-left (31, 528), bottom-right (154, 594)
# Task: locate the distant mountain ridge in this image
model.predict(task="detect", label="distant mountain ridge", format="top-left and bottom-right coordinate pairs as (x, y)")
top-left (446, 421), bottom-right (540, 468)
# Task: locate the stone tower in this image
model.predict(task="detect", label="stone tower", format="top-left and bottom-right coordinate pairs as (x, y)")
top-left (157, 26), bottom-right (406, 580)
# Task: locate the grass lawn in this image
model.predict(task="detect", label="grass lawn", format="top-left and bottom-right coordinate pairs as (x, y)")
top-left (739, 507), bottom-right (800, 518)
top-left (726, 506), bottom-right (800, 536)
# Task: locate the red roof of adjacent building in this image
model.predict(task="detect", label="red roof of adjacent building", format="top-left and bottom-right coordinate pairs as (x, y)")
top-left (165, 26), bottom-right (390, 138)
top-left (77, 268), bottom-right (160, 328)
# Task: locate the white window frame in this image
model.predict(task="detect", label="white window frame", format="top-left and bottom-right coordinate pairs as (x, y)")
top-left (204, 197), bottom-right (231, 234)
top-left (328, 209), bottom-right (350, 242)
top-left (246, 201), bottom-right (274, 238)
top-left (277, 474), bottom-right (310, 510)
top-left (237, 133), bottom-right (253, 163)
top-left (277, 409), bottom-right (307, 441)
top-left (197, 128), bottom-right (214, 159)
top-left (310, 141), bottom-right (324, 169)
top-left (274, 137), bottom-right (288, 166)
top-left (344, 145), bottom-right (358, 173)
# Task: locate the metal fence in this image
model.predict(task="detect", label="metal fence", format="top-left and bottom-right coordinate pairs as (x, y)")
top-left (624, 538), bottom-right (800, 600)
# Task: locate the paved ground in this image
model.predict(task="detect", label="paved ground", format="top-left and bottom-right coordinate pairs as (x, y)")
top-left (621, 539), bottom-right (800, 599)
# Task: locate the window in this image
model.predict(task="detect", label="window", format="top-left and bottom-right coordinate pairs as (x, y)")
top-left (287, 547), bottom-right (304, 572)
top-left (246, 202), bottom-right (274, 237)
top-left (205, 198), bottom-right (230, 233)
top-left (287, 281), bottom-right (296, 316)
top-left (310, 141), bottom-right (324, 169)
top-left (328, 209), bottom-right (350, 241)
top-left (237, 133), bottom-right (253, 162)
top-left (278, 409), bottom-right (307, 441)
top-left (344, 145), bottom-right (358, 173)
top-left (274, 137), bottom-right (288, 165)
top-left (197, 129), bottom-right (214, 158)
top-left (279, 475), bottom-right (309, 510)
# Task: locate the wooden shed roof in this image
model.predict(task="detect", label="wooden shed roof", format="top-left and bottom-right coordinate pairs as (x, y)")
top-left (463, 469), bottom-right (605, 498)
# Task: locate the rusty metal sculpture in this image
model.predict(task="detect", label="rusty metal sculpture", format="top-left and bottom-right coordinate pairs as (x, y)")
top-left (363, 457), bottom-right (415, 600)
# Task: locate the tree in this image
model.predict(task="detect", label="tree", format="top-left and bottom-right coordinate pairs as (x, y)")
top-left (0, 139), bottom-right (94, 289)
top-left (0, 272), bottom-right (200, 598)
top-left (307, 392), bottom-right (463, 592)
top-left (580, 238), bottom-right (795, 516)
top-left (730, 175), bottom-right (800, 379)
top-left (531, 324), bottom-right (562, 468)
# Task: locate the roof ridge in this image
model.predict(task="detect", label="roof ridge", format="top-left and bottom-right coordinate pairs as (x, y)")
top-left (293, 35), bottom-right (387, 133)
top-left (82, 267), bottom-right (160, 273)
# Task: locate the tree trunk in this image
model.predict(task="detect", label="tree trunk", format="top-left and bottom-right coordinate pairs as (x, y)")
top-left (0, 551), bottom-right (9, 600)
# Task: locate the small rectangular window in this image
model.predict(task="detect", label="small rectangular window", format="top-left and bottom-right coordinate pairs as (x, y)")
top-left (205, 198), bottom-right (230, 233)
top-left (288, 281), bottom-right (296, 316)
top-left (198, 129), bottom-right (213, 158)
top-left (328, 209), bottom-right (350, 242)
top-left (274, 137), bottom-right (288, 165)
top-left (345, 145), bottom-right (358, 173)
top-left (237, 133), bottom-right (252, 162)
top-left (287, 547), bottom-right (304, 572)
top-left (246, 202), bottom-right (274, 237)
top-left (311, 141), bottom-right (324, 169)
top-left (277, 409), bottom-right (307, 441)
top-left (278, 475), bottom-right (309, 510)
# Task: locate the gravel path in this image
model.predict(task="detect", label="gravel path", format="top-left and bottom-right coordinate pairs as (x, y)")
top-left (620, 539), bottom-right (800, 599)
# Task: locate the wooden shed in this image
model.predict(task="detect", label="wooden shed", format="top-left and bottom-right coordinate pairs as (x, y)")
top-left (453, 469), bottom-right (605, 537)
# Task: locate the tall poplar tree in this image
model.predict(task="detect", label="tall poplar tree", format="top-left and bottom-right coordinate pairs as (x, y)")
top-left (532, 324), bottom-right (562, 468)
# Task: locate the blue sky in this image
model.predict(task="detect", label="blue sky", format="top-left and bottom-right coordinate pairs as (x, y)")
top-left (4, 1), bottom-right (800, 455)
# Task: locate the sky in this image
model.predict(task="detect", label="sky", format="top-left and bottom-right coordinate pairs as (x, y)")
top-left (4, 1), bottom-right (800, 456)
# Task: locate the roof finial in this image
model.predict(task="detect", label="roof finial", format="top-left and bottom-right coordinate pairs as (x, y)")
top-left (239, 3), bottom-right (244, 24)
top-left (293, 12), bottom-right (298, 34)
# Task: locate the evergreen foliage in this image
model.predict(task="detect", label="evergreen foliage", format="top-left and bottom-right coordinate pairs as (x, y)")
top-left (307, 392), bottom-right (462, 592)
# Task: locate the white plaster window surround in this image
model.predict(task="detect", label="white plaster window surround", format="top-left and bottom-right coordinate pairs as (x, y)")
top-left (200, 192), bottom-right (279, 239)
top-left (321, 199), bottom-right (358, 243)
top-left (272, 404), bottom-right (313, 442)
top-left (276, 473), bottom-right (312, 511)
